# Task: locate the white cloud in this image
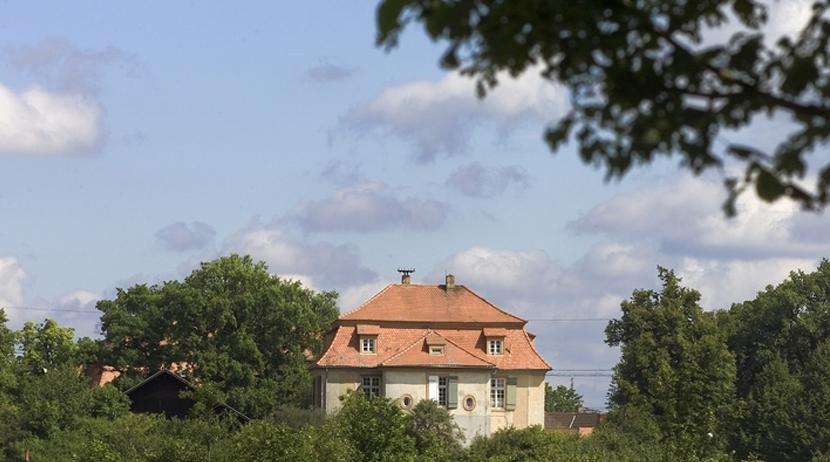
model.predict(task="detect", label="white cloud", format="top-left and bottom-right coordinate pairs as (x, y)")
top-left (570, 175), bottom-right (830, 259)
top-left (155, 221), bottom-right (217, 252)
top-left (343, 68), bottom-right (567, 162)
top-left (0, 83), bottom-right (102, 155)
top-left (290, 182), bottom-right (449, 233)
top-left (224, 223), bottom-right (377, 289)
top-left (0, 257), bottom-right (25, 309)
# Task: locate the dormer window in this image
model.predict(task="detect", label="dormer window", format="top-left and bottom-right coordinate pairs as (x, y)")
top-left (429, 345), bottom-right (444, 355)
top-left (356, 324), bottom-right (380, 355)
top-left (361, 336), bottom-right (376, 354)
top-left (487, 339), bottom-right (503, 355)
top-left (483, 328), bottom-right (507, 356)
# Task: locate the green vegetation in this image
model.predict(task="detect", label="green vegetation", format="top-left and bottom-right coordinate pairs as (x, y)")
top-left (375, 0), bottom-right (830, 213)
top-left (544, 383), bottom-right (584, 412)
top-left (3, 256), bottom-right (830, 460)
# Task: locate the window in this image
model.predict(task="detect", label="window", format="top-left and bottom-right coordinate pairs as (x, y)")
top-left (361, 336), bottom-right (376, 354)
top-left (399, 394), bottom-right (414, 410)
top-left (362, 376), bottom-right (381, 398)
top-left (490, 378), bottom-right (505, 408)
top-left (429, 345), bottom-right (444, 355)
top-left (487, 339), bottom-right (503, 355)
top-left (438, 377), bottom-right (448, 407)
top-left (463, 395), bottom-right (477, 411)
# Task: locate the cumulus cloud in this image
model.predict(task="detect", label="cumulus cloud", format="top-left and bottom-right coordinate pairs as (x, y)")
top-left (0, 257), bottom-right (25, 309)
top-left (224, 223), bottom-right (377, 289)
top-left (343, 68), bottom-right (567, 162)
top-left (155, 221), bottom-right (217, 252)
top-left (0, 83), bottom-right (102, 155)
top-left (569, 175), bottom-right (830, 261)
top-left (445, 162), bottom-right (530, 198)
top-left (290, 182), bottom-right (449, 233)
top-left (306, 64), bottom-right (354, 83)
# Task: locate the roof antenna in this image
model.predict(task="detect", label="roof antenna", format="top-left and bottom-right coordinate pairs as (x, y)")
top-left (397, 268), bottom-right (414, 285)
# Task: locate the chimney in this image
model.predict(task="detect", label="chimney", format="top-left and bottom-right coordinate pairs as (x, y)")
top-left (445, 274), bottom-right (455, 289)
top-left (398, 268), bottom-right (414, 285)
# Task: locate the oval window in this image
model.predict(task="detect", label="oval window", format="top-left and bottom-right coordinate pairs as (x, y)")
top-left (399, 394), bottom-right (414, 410)
top-left (463, 395), bottom-right (476, 411)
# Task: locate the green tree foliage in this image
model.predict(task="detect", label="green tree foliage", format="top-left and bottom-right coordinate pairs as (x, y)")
top-left (404, 399), bottom-right (464, 461)
top-left (16, 318), bottom-right (78, 374)
top-left (96, 255), bottom-right (339, 417)
top-left (725, 260), bottom-right (830, 461)
top-left (605, 267), bottom-right (735, 457)
top-left (334, 392), bottom-right (416, 462)
top-left (376, 0), bottom-right (830, 213)
top-left (544, 383), bottom-right (584, 412)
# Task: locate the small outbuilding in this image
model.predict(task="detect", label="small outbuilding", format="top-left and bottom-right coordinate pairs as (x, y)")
top-left (125, 368), bottom-right (249, 421)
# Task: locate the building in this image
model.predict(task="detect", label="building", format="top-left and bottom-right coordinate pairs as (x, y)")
top-left (125, 368), bottom-right (249, 421)
top-left (545, 412), bottom-right (605, 436)
top-left (311, 273), bottom-right (551, 441)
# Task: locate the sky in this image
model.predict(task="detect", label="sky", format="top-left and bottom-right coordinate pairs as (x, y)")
top-left (0, 0), bottom-right (825, 409)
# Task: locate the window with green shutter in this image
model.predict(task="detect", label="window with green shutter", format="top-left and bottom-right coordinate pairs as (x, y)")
top-left (505, 377), bottom-right (517, 410)
top-left (447, 376), bottom-right (458, 409)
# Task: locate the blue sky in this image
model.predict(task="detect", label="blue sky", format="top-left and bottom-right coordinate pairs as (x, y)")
top-left (1, 0), bottom-right (826, 408)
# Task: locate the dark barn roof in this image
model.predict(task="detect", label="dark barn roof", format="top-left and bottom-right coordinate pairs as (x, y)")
top-left (125, 369), bottom-right (249, 421)
top-left (545, 412), bottom-right (605, 430)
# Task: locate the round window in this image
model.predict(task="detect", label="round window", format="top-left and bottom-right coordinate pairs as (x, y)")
top-left (463, 395), bottom-right (476, 411)
top-left (399, 394), bottom-right (414, 410)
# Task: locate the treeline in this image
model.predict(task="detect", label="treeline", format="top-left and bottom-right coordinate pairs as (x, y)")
top-left (1, 255), bottom-right (830, 461)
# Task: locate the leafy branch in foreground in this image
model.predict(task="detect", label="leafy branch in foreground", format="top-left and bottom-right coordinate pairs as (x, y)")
top-left (377, 0), bottom-right (830, 215)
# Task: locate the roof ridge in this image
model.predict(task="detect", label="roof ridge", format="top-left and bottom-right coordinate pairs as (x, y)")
top-left (380, 330), bottom-right (431, 365)
top-left (459, 285), bottom-right (527, 324)
top-left (340, 284), bottom-right (393, 319)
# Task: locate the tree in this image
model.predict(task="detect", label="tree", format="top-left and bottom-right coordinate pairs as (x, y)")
top-left (725, 260), bottom-right (830, 460)
top-left (544, 383), bottom-right (583, 412)
top-left (96, 255), bottom-right (339, 417)
top-left (376, 0), bottom-right (830, 214)
top-left (404, 399), bottom-right (464, 460)
top-left (16, 319), bottom-right (78, 374)
top-left (334, 392), bottom-right (416, 462)
top-left (605, 267), bottom-right (735, 457)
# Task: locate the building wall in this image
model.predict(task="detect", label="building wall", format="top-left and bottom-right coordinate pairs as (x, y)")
top-left (315, 368), bottom-right (547, 439)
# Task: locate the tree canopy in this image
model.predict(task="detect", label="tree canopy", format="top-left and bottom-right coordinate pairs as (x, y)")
top-left (376, 0), bottom-right (830, 214)
top-left (544, 383), bottom-right (584, 413)
top-left (605, 267), bottom-right (735, 457)
top-left (96, 255), bottom-right (339, 417)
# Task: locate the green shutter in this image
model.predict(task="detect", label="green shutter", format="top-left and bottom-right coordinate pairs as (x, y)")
top-left (505, 377), bottom-right (517, 411)
top-left (448, 376), bottom-right (458, 409)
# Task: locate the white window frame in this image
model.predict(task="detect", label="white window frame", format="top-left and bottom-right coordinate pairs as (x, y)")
top-left (438, 377), bottom-right (448, 407)
top-left (362, 375), bottom-right (381, 398)
top-left (360, 336), bottom-right (376, 354)
top-left (490, 377), bottom-right (505, 409)
top-left (487, 339), bottom-right (503, 355)
top-left (429, 345), bottom-right (444, 355)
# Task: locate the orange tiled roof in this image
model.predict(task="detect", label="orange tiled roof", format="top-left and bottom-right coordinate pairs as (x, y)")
top-left (316, 282), bottom-right (550, 370)
top-left (316, 325), bottom-right (550, 370)
top-left (382, 331), bottom-right (495, 368)
top-left (341, 284), bottom-right (526, 324)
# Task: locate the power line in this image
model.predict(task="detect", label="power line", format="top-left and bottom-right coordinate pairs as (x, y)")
top-left (3, 306), bottom-right (99, 314)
